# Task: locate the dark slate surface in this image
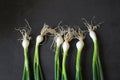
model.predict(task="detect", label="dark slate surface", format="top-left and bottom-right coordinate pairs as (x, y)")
top-left (0, 0), bottom-right (120, 80)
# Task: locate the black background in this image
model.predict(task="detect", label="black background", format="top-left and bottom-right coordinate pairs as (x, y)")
top-left (0, 0), bottom-right (120, 80)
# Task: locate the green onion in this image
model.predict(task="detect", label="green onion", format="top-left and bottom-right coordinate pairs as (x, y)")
top-left (33, 24), bottom-right (49, 80)
top-left (33, 36), bottom-right (44, 80)
top-left (16, 20), bottom-right (31, 80)
top-left (82, 18), bottom-right (104, 80)
top-left (47, 27), bottom-right (64, 80)
top-left (54, 35), bottom-right (63, 80)
top-left (61, 28), bottom-right (74, 80)
top-left (74, 29), bottom-right (85, 80)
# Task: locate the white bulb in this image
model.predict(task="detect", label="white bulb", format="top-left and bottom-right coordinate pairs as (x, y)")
top-left (36, 35), bottom-right (44, 45)
top-left (22, 39), bottom-right (29, 49)
top-left (56, 36), bottom-right (63, 46)
top-left (89, 30), bottom-right (97, 42)
top-left (76, 40), bottom-right (84, 50)
top-left (62, 41), bottom-right (70, 52)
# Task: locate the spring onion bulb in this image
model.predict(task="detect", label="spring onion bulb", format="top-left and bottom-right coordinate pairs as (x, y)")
top-left (82, 18), bottom-right (103, 80)
top-left (33, 24), bottom-right (49, 80)
top-left (62, 28), bottom-right (74, 80)
top-left (16, 20), bottom-right (31, 80)
top-left (74, 29), bottom-right (85, 80)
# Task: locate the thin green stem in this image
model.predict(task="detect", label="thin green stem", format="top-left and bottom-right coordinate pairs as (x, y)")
top-left (55, 45), bottom-right (60, 80)
top-left (22, 48), bottom-right (30, 80)
top-left (92, 40), bottom-right (98, 80)
top-left (76, 48), bottom-right (83, 80)
top-left (57, 58), bottom-right (60, 80)
top-left (97, 55), bottom-right (104, 80)
top-left (92, 39), bottom-right (103, 80)
top-left (33, 44), bottom-right (44, 80)
top-left (62, 51), bottom-right (68, 80)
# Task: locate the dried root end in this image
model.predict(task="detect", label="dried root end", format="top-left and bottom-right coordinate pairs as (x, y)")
top-left (15, 19), bottom-right (31, 41)
top-left (47, 26), bottom-right (65, 51)
top-left (47, 28), bottom-right (57, 36)
top-left (40, 23), bottom-right (49, 36)
top-left (15, 24), bottom-right (31, 42)
top-left (74, 28), bottom-right (85, 40)
top-left (82, 18), bottom-right (101, 32)
top-left (64, 28), bottom-right (74, 42)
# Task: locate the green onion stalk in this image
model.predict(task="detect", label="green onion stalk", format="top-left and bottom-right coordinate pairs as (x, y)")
top-left (16, 24), bottom-right (31, 80)
top-left (90, 30), bottom-right (103, 80)
top-left (33, 24), bottom-right (49, 80)
top-left (82, 18), bottom-right (104, 80)
top-left (74, 29), bottom-right (85, 80)
top-left (61, 28), bottom-right (74, 80)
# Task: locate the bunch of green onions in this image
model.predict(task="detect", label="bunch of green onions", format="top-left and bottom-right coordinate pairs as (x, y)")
top-left (46, 26), bottom-right (74, 80)
top-left (16, 19), bottom-right (104, 80)
top-left (82, 18), bottom-right (104, 80)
